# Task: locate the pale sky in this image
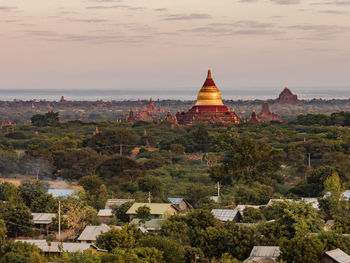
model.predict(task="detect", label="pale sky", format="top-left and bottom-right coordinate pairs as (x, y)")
top-left (0, 0), bottom-right (349, 91)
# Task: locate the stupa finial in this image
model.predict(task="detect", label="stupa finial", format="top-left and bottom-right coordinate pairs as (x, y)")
top-left (207, 69), bottom-right (212, 79)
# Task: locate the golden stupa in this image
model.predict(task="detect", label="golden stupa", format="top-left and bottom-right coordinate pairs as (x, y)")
top-left (176, 70), bottom-right (242, 125)
top-left (195, 70), bottom-right (223, 106)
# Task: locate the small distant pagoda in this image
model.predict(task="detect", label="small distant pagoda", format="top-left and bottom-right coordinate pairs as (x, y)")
top-left (258, 102), bottom-right (282, 122)
top-left (136, 107), bottom-right (154, 121)
top-left (59, 96), bottom-right (68, 103)
top-left (125, 98), bottom-right (163, 122)
top-left (126, 108), bottom-right (136, 122)
top-left (247, 109), bottom-right (260, 124)
top-left (275, 87), bottom-right (303, 104)
top-left (164, 109), bottom-right (178, 125)
top-left (176, 70), bottom-right (242, 125)
top-left (1, 117), bottom-right (13, 127)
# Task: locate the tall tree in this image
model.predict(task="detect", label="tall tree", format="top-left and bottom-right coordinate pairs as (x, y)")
top-left (280, 235), bottom-right (325, 263)
top-left (96, 225), bottom-right (136, 251)
top-left (213, 138), bottom-right (283, 184)
top-left (31, 111), bottom-right (60, 127)
top-left (135, 206), bottom-right (151, 224)
top-left (84, 129), bottom-right (138, 155)
top-left (0, 202), bottom-right (34, 238)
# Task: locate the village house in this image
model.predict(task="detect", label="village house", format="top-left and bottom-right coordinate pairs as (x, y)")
top-left (17, 240), bottom-right (107, 256)
top-left (104, 198), bottom-right (135, 209)
top-left (31, 213), bottom-right (56, 235)
top-left (211, 209), bottom-right (242, 222)
top-left (130, 218), bottom-right (164, 232)
top-left (126, 203), bottom-right (179, 221)
top-left (319, 248), bottom-right (350, 263)
top-left (97, 209), bottom-right (113, 224)
top-left (245, 246), bottom-right (281, 262)
top-left (266, 198), bottom-right (294, 206)
top-left (168, 198), bottom-right (193, 211)
top-left (77, 225), bottom-right (116, 243)
top-left (235, 204), bottom-right (265, 212)
top-left (301, 197), bottom-right (320, 210)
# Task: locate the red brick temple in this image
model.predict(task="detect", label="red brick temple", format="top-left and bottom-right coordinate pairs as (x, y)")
top-left (164, 109), bottom-right (178, 125)
top-left (126, 108), bottom-right (136, 122)
top-left (1, 117), bottom-right (13, 127)
top-left (258, 102), bottom-right (282, 122)
top-left (176, 70), bottom-right (242, 125)
top-left (247, 109), bottom-right (260, 124)
top-left (275, 87), bottom-right (304, 104)
top-left (59, 96), bottom-right (68, 103)
top-left (126, 98), bottom-right (163, 122)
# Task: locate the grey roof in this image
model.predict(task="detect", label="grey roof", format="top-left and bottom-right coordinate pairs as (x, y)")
top-left (77, 225), bottom-right (112, 242)
top-left (32, 213), bottom-right (56, 225)
top-left (324, 190), bottom-right (350, 201)
top-left (105, 199), bottom-right (135, 209)
top-left (211, 209), bottom-right (241, 222)
top-left (324, 248), bottom-right (350, 263)
top-left (16, 240), bottom-right (107, 253)
top-left (267, 199), bottom-right (294, 206)
top-left (130, 219), bottom-right (164, 231)
top-left (344, 190), bottom-right (350, 200)
top-left (98, 209), bottom-right (113, 217)
top-left (235, 205), bottom-right (263, 211)
top-left (247, 246), bottom-right (280, 261)
top-left (301, 198), bottom-right (319, 209)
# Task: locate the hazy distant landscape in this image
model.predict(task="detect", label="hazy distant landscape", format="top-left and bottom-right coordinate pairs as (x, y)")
top-left (1, 88), bottom-right (350, 101)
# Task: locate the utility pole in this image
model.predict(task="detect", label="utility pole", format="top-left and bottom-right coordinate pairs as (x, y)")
top-left (216, 181), bottom-right (221, 197)
top-left (148, 192), bottom-right (151, 204)
top-left (120, 144), bottom-right (123, 156)
top-left (36, 169), bottom-right (39, 181)
top-left (308, 153), bottom-right (311, 169)
top-left (58, 200), bottom-right (61, 242)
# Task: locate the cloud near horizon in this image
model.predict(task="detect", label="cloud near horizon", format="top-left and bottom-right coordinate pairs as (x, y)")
top-left (1, 0), bottom-right (350, 90)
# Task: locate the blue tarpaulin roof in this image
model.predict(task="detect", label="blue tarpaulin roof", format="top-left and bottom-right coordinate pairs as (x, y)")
top-left (168, 198), bottom-right (183, 205)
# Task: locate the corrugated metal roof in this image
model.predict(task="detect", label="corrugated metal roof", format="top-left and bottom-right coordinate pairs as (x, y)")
top-left (126, 203), bottom-right (177, 215)
top-left (16, 240), bottom-right (107, 253)
top-left (77, 225), bottom-right (112, 241)
top-left (247, 246), bottom-right (280, 261)
top-left (301, 198), bottom-right (319, 209)
top-left (267, 199), bottom-right (294, 206)
top-left (211, 209), bottom-right (241, 222)
top-left (324, 190), bottom-right (350, 201)
top-left (168, 198), bottom-right (183, 205)
top-left (344, 190), bottom-right (350, 200)
top-left (325, 248), bottom-right (350, 263)
top-left (97, 209), bottom-right (113, 217)
top-left (130, 219), bottom-right (164, 230)
top-left (48, 189), bottom-right (74, 198)
top-left (32, 213), bottom-right (56, 225)
top-left (105, 199), bottom-right (135, 209)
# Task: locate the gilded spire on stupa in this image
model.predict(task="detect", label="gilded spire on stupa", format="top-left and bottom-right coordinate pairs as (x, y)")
top-left (195, 70), bottom-right (223, 106)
